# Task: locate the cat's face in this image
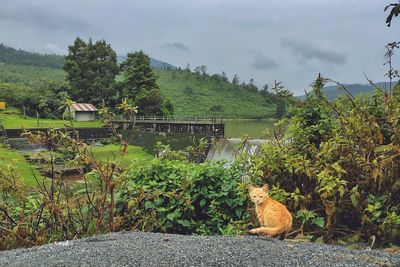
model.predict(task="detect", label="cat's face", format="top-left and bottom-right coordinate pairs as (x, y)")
top-left (249, 184), bottom-right (269, 205)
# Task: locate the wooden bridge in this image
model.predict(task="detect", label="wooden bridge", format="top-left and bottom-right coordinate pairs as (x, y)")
top-left (110, 116), bottom-right (224, 138)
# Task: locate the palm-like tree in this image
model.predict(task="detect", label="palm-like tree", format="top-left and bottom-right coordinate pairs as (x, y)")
top-left (116, 98), bottom-right (138, 121)
top-left (99, 106), bottom-right (115, 127)
top-left (59, 98), bottom-right (75, 127)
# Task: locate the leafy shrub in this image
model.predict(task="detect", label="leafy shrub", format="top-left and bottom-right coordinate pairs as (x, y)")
top-left (245, 75), bottom-right (400, 245)
top-left (0, 79), bottom-right (70, 119)
top-left (0, 130), bottom-right (124, 250)
top-left (117, 159), bottom-right (251, 235)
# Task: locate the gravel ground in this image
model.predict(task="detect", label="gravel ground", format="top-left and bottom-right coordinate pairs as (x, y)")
top-left (0, 231), bottom-right (399, 267)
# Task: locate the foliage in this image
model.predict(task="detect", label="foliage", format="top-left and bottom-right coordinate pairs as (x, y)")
top-left (120, 51), bottom-right (159, 99)
top-left (385, 2), bottom-right (400, 27)
top-left (117, 159), bottom-right (250, 235)
top-left (64, 37), bottom-right (119, 106)
top-left (0, 80), bottom-right (70, 119)
top-left (384, 42), bottom-right (400, 94)
top-left (135, 89), bottom-right (173, 116)
top-left (271, 80), bottom-right (294, 119)
top-left (116, 98), bottom-right (138, 121)
top-left (245, 75), bottom-right (400, 245)
top-left (120, 51), bottom-right (173, 116)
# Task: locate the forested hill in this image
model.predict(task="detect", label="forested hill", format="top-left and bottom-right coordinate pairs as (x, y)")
top-left (0, 43), bottom-right (65, 68)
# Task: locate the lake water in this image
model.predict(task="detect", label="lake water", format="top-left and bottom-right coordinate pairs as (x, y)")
top-left (224, 120), bottom-right (275, 138)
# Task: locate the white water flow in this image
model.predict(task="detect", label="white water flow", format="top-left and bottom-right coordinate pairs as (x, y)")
top-left (206, 138), bottom-right (267, 162)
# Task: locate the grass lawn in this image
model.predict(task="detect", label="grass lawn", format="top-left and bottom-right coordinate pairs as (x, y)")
top-left (0, 146), bottom-right (41, 187)
top-left (91, 144), bottom-right (153, 168)
top-left (0, 108), bottom-right (102, 129)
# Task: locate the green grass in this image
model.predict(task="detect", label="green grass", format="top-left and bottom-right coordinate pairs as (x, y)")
top-left (155, 69), bottom-right (275, 118)
top-left (0, 108), bottom-right (102, 128)
top-left (90, 144), bottom-right (154, 168)
top-left (0, 146), bottom-right (41, 186)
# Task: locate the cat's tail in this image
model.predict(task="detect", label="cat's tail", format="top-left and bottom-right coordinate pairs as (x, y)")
top-left (249, 226), bottom-right (287, 238)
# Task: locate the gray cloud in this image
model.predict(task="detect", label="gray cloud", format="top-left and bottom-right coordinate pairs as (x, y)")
top-left (0, 6), bottom-right (91, 33)
top-left (161, 42), bottom-right (190, 53)
top-left (250, 54), bottom-right (278, 70)
top-left (281, 40), bottom-right (346, 65)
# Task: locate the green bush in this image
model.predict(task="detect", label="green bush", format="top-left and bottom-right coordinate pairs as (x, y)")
top-left (117, 159), bottom-right (251, 235)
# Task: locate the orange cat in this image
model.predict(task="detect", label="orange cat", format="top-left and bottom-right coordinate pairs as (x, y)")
top-left (248, 184), bottom-right (292, 239)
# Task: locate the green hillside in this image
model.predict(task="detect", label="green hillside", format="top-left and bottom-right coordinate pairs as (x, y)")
top-left (0, 63), bottom-right (65, 85)
top-left (155, 69), bottom-right (275, 118)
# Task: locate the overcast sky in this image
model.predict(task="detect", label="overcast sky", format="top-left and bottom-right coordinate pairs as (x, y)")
top-left (1, 0), bottom-right (399, 95)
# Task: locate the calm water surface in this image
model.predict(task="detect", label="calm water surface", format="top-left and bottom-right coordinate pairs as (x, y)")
top-left (224, 120), bottom-right (275, 138)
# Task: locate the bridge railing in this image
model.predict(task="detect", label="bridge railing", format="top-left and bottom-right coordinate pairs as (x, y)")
top-left (110, 116), bottom-right (223, 124)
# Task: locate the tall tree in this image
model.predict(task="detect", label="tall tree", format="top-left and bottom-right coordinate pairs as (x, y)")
top-left (120, 50), bottom-right (173, 116)
top-left (232, 74), bottom-right (239, 86)
top-left (135, 89), bottom-right (173, 116)
top-left (221, 71), bottom-right (228, 82)
top-left (120, 50), bottom-right (158, 99)
top-left (63, 37), bottom-right (118, 105)
top-left (248, 78), bottom-right (258, 92)
top-left (271, 80), bottom-right (293, 119)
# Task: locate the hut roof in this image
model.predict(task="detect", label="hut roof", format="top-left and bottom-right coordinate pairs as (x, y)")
top-left (70, 103), bottom-right (97, 112)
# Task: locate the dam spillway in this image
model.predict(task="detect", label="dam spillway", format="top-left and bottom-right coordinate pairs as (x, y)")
top-left (206, 138), bottom-right (267, 162)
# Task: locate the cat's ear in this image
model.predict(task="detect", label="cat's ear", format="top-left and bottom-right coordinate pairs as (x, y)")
top-left (262, 184), bottom-right (269, 193)
top-left (248, 185), bottom-right (255, 192)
